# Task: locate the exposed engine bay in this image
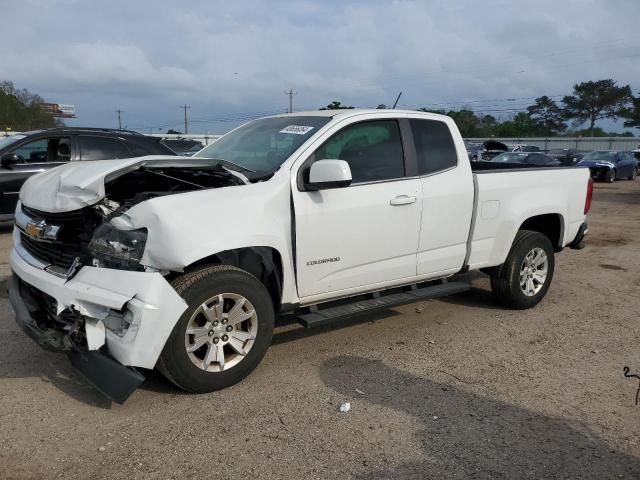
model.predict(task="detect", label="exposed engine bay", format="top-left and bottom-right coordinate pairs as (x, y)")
top-left (98, 164), bottom-right (248, 219)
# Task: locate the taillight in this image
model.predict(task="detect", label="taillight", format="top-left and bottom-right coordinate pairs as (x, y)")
top-left (584, 177), bottom-right (593, 214)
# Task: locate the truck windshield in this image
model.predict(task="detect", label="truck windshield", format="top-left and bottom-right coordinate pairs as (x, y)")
top-left (195, 116), bottom-right (331, 174)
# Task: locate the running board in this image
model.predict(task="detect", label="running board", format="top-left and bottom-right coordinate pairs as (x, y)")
top-left (297, 281), bottom-right (470, 328)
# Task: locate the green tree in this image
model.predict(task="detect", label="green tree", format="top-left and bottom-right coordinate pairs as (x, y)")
top-left (527, 96), bottom-right (566, 135)
top-left (495, 120), bottom-right (517, 137)
top-left (320, 101), bottom-right (354, 110)
top-left (0, 81), bottom-right (61, 131)
top-left (562, 79), bottom-right (632, 136)
top-left (512, 112), bottom-right (537, 136)
top-left (478, 114), bottom-right (498, 137)
top-left (444, 109), bottom-right (480, 137)
top-left (621, 95), bottom-right (640, 130)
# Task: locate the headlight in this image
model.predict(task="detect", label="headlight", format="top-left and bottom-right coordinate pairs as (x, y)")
top-left (88, 222), bottom-right (148, 267)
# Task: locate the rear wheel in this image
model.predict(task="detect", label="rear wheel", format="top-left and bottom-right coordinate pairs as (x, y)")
top-left (629, 168), bottom-right (636, 181)
top-left (490, 230), bottom-right (555, 309)
top-left (605, 169), bottom-right (615, 183)
top-left (158, 265), bottom-right (274, 393)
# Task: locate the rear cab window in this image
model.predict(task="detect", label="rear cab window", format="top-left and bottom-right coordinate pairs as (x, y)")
top-left (409, 119), bottom-right (457, 175)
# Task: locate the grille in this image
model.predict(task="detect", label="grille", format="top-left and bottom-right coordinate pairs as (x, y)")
top-left (20, 233), bottom-right (80, 269)
top-left (19, 205), bottom-right (97, 271)
top-left (21, 204), bottom-right (87, 223)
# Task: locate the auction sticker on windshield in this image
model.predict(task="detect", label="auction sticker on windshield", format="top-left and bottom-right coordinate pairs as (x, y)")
top-left (280, 125), bottom-right (315, 135)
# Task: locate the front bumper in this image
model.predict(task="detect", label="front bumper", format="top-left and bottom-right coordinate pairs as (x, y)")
top-left (9, 274), bottom-right (147, 403)
top-left (588, 167), bottom-right (610, 180)
top-left (9, 236), bottom-right (188, 370)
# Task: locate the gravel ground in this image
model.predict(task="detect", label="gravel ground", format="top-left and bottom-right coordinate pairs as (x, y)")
top-left (0, 179), bottom-right (639, 479)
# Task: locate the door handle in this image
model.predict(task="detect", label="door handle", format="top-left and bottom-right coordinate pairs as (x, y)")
top-left (390, 195), bottom-right (417, 206)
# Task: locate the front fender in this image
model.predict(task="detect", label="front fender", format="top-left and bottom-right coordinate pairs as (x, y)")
top-left (122, 174), bottom-right (299, 304)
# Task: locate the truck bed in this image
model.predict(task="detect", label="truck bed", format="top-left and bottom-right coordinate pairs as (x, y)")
top-left (467, 166), bottom-right (590, 270)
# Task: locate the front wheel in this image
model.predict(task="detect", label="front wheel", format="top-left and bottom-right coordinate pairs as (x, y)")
top-left (490, 230), bottom-right (555, 309)
top-left (158, 265), bottom-right (274, 393)
top-left (628, 168), bottom-right (636, 181)
top-left (605, 169), bottom-right (615, 183)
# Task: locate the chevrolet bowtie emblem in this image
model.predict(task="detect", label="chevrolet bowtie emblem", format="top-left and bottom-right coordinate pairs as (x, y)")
top-left (24, 221), bottom-right (46, 240)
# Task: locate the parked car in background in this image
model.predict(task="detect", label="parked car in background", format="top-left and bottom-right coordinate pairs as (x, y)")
top-left (0, 128), bottom-right (176, 221)
top-left (632, 147), bottom-right (640, 173)
top-left (464, 141), bottom-right (483, 162)
top-left (162, 138), bottom-right (205, 156)
top-left (547, 148), bottom-right (583, 166)
top-left (577, 151), bottom-right (637, 182)
top-left (471, 140), bottom-right (509, 161)
top-left (486, 152), bottom-right (561, 167)
top-left (511, 144), bottom-right (541, 153)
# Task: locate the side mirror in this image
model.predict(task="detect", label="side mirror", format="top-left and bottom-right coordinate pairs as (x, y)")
top-left (306, 159), bottom-right (352, 190)
top-left (1, 153), bottom-right (20, 169)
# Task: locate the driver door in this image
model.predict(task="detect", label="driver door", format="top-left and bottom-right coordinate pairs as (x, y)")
top-left (292, 118), bottom-right (422, 300)
top-left (0, 137), bottom-right (71, 215)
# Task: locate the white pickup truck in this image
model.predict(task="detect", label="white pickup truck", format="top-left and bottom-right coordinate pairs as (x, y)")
top-left (9, 110), bottom-right (592, 402)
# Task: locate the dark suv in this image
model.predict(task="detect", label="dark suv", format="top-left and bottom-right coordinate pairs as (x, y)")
top-left (0, 128), bottom-right (176, 220)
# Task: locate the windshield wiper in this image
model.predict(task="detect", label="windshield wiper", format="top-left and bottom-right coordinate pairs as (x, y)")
top-left (204, 158), bottom-right (256, 174)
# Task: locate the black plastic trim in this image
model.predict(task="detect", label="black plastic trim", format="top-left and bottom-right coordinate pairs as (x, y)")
top-left (68, 349), bottom-right (145, 404)
top-left (8, 274), bottom-right (71, 352)
top-left (568, 222), bottom-right (588, 249)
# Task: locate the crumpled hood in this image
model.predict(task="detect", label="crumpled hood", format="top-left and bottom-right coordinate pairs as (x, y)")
top-left (577, 159), bottom-right (614, 169)
top-left (19, 155), bottom-right (233, 213)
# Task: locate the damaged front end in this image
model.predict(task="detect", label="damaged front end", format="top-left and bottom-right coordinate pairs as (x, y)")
top-left (10, 160), bottom-right (247, 402)
top-left (8, 274), bottom-right (146, 403)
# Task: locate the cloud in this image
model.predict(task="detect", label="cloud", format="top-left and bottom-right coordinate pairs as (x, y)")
top-left (0, 0), bottom-right (639, 132)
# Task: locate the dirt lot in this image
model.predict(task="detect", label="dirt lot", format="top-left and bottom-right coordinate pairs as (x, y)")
top-left (0, 179), bottom-right (639, 479)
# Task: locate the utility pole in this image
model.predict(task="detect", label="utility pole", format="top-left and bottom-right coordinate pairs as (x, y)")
top-left (115, 109), bottom-right (123, 130)
top-left (180, 104), bottom-right (191, 134)
top-left (284, 89), bottom-right (297, 113)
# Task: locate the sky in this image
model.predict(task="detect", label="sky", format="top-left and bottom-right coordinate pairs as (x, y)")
top-left (1, 0), bottom-right (639, 134)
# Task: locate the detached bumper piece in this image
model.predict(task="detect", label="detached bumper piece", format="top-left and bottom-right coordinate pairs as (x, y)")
top-left (8, 274), bottom-right (145, 404)
top-left (68, 349), bottom-right (145, 404)
top-left (569, 222), bottom-right (588, 250)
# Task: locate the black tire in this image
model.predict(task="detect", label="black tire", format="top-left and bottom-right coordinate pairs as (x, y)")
top-left (605, 169), bottom-right (615, 183)
top-left (157, 265), bottom-right (274, 393)
top-left (629, 169), bottom-right (636, 181)
top-left (489, 230), bottom-right (555, 310)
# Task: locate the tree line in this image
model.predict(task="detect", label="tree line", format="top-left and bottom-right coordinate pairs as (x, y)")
top-left (323, 79), bottom-right (640, 138)
top-left (3, 77), bottom-right (640, 137)
top-left (0, 81), bottom-right (61, 131)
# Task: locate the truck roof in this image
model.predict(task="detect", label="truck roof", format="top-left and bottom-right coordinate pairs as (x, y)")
top-left (267, 109), bottom-right (451, 121)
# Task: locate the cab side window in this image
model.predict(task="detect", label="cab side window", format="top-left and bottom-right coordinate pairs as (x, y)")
top-left (410, 119), bottom-right (457, 175)
top-left (313, 120), bottom-right (405, 183)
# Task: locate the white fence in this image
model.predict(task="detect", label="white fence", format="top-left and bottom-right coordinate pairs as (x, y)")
top-left (465, 136), bottom-right (640, 151)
